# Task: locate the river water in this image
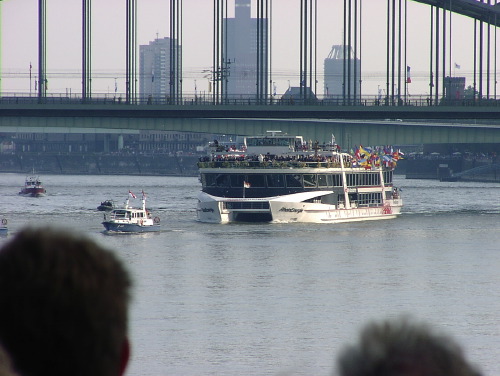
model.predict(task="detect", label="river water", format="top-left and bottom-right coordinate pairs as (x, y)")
top-left (0, 173), bottom-right (499, 376)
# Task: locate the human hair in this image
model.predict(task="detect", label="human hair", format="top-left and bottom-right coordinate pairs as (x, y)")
top-left (336, 316), bottom-right (481, 376)
top-left (0, 227), bottom-right (132, 376)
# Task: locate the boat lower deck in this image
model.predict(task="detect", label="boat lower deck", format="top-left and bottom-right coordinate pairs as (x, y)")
top-left (197, 191), bottom-right (403, 224)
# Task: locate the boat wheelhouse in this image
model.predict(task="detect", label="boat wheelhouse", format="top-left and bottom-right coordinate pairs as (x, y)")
top-left (197, 132), bottom-right (403, 223)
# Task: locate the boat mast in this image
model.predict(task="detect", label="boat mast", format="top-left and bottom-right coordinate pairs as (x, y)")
top-left (339, 153), bottom-right (351, 209)
top-left (379, 167), bottom-right (386, 204)
top-left (141, 190), bottom-right (146, 210)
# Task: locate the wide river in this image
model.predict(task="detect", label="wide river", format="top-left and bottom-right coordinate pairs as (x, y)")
top-left (0, 173), bottom-right (498, 376)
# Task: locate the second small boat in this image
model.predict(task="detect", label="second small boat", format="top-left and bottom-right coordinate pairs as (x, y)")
top-left (97, 199), bottom-right (116, 211)
top-left (19, 173), bottom-right (46, 197)
top-left (102, 191), bottom-right (160, 233)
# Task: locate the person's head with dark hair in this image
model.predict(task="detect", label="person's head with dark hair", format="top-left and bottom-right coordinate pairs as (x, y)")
top-left (336, 316), bottom-right (481, 376)
top-left (0, 227), bottom-right (132, 376)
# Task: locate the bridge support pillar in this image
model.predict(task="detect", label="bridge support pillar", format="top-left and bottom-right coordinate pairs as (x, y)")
top-left (126, 0), bottom-right (137, 104)
top-left (38, 0), bottom-right (47, 101)
top-left (118, 134), bottom-right (124, 150)
top-left (82, 0), bottom-right (92, 101)
top-left (103, 134), bottom-right (110, 153)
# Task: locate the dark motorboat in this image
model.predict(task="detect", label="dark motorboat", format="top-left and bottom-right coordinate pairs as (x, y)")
top-left (97, 200), bottom-right (115, 211)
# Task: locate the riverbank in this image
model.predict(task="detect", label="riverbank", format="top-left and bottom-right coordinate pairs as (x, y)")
top-left (1, 152), bottom-right (498, 182)
top-left (0, 153), bottom-right (200, 176)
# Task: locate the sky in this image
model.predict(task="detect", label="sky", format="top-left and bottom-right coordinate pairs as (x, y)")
top-left (0, 0), bottom-right (496, 98)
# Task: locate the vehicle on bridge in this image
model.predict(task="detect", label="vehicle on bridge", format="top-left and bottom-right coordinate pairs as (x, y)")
top-left (196, 131), bottom-right (403, 223)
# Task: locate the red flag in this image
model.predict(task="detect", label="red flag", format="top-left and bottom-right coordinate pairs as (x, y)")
top-left (128, 190), bottom-right (137, 199)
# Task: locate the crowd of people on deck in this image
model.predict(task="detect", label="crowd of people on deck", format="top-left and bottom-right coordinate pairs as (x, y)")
top-left (0, 227), bottom-right (485, 376)
top-left (201, 142), bottom-right (405, 170)
top-left (199, 152), bottom-right (346, 165)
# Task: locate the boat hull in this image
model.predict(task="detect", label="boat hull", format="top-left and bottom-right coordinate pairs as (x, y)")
top-left (97, 205), bottom-right (114, 211)
top-left (19, 188), bottom-right (46, 197)
top-left (197, 192), bottom-right (403, 224)
top-left (102, 221), bottom-right (161, 233)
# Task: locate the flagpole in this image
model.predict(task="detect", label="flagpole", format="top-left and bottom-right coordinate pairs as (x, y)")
top-left (243, 181), bottom-right (250, 198)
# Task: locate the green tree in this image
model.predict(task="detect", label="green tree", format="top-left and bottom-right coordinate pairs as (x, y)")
top-left (463, 85), bottom-right (478, 99)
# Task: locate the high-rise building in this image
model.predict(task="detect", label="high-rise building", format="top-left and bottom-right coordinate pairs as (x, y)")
top-left (324, 45), bottom-right (361, 99)
top-left (225, 0), bottom-right (268, 99)
top-left (139, 37), bottom-right (181, 102)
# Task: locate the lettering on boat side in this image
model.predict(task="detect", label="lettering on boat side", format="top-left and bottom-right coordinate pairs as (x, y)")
top-left (279, 207), bottom-right (303, 213)
top-left (201, 208), bottom-right (214, 212)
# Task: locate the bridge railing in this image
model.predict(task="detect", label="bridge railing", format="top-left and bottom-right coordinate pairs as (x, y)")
top-left (1, 92), bottom-right (499, 107)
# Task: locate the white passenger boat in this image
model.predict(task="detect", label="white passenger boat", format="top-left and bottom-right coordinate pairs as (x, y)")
top-left (102, 191), bottom-right (160, 233)
top-left (197, 131), bottom-right (403, 223)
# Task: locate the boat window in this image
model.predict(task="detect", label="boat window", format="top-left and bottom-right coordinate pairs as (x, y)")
top-left (303, 174), bottom-right (317, 188)
top-left (266, 174), bottom-right (285, 187)
top-left (215, 174), bottom-right (231, 187)
top-left (357, 193), bottom-right (383, 207)
top-left (346, 174), bottom-right (355, 187)
top-left (383, 171), bottom-right (393, 184)
top-left (202, 173), bottom-right (231, 187)
top-left (202, 174), bottom-right (216, 187)
top-left (318, 174), bottom-right (328, 187)
top-left (354, 173), bottom-right (381, 186)
top-left (114, 210), bottom-right (127, 218)
top-left (247, 174), bottom-right (266, 187)
top-left (285, 174), bottom-right (303, 188)
top-left (332, 174), bottom-right (343, 187)
top-left (345, 174), bottom-right (351, 187)
top-left (246, 137), bottom-right (296, 147)
top-left (230, 174), bottom-right (245, 188)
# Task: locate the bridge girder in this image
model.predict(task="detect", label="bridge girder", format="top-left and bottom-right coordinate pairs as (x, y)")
top-left (412, 0), bottom-right (500, 26)
top-left (1, 105), bottom-right (499, 147)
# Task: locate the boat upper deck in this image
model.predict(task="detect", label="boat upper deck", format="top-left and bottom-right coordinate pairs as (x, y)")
top-left (199, 132), bottom-right (404, 171)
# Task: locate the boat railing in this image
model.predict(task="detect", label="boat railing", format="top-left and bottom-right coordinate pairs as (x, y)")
top-left (197, 160), bottom-right (346, 169)
top-left (197, 160), bottom-right (395, 170)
